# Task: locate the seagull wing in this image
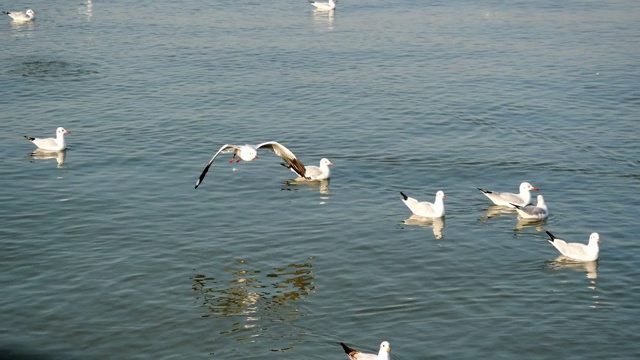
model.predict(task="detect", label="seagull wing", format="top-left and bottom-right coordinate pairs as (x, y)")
top-left (256, 141), bottom-right (307, 178)
top-left (195, 144), bottom-right (238, 189)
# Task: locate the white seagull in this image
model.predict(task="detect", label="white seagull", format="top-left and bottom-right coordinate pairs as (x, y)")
top-left (3, 9), bottom-right (36, 22)
top-left (510, 194), bottom-right (549, 219)
top-left (546, 231), bottom-right (601, 262)
top-left (24, 127), bottom-right (71, 151)
top-left (340, 341), bottom-right (390, 360)
top-left (281, 157), bottom-right (333, 181)
top-left (309, 0), bottom-right (337, 11)
top-left (478, 182), bottom-right (538, 207)
top-left (400, 190), bottom-right (446, 218)
top-left (195, 141), bottom-right (309, 189)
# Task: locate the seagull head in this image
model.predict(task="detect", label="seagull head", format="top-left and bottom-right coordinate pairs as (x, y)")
top-left (320, 158), bottom-right (334, 167)
top-left (56, 127), bottom-right (71, 135)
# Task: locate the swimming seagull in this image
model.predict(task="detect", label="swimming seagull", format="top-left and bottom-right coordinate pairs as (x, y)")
top-left (510, 194), bottom-right (549, 219)
top-left (24, 127), bottom-right (71, 151)
top-left (3, 9), bottom-right (36, 22)
top-left (400, 190), bottom-right (446, 218)
top-left (194, 141), bottom-right (308, 189)
top-left (281, 157), bottom-right (333, 181)
top-left (478, 182), bottom-right (538, 207)
top-left (546, 231), bottom-right (600, 262)
top-left (340, 341), bottom-right (390, 360)
top-left (309, 0), bottom-right (337, 11)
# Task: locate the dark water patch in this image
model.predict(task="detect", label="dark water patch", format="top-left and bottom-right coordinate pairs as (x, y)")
top-left (5, 58), bottom-right (103, 81)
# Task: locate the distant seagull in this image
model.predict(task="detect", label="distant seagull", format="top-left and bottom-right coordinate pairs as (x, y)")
top-left (400, 190), bottom-right (446, 218)
top-left (281, 157), bottom-right (333, 181)
top-left (195, 141), bottom-right (308, 189)
top-left (3, 9), bottom-right (36, 22)
top-left (478, 182), bottom-right (538, 207)
top-left (546, 231), bottom-right (601, 262)
top-left (510, 194), bottom-right (549, 219)
top-left (340, 341), bottom-right (390, 360)
top-left (24, 127), bottom-right (71, 151)
top-left (309, 0), bottom-right (337, 11)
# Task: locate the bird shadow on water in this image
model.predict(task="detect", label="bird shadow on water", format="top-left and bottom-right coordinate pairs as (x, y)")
top-left (191, 258), bottom-right (316, 354)
top-left (401, 215), bottom-right (445, 240)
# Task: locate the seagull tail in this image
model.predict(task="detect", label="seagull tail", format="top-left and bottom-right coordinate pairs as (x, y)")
top-left (545, 230), bottom-right (556, 242)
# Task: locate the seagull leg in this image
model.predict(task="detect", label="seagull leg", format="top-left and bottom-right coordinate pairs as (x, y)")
top-left (236, 158), bottom-right (242, 163)
top-left (229, 154), bottom-right (236, 163)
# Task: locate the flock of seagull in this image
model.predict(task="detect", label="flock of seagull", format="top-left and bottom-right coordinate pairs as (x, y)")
top-left (15, 2), bottom-right (600, 356)
top-left (22, 127), bottom-right (602, 358)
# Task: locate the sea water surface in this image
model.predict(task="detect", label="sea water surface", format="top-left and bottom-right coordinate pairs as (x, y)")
top-left (1, 0), bottom-right (639, 359)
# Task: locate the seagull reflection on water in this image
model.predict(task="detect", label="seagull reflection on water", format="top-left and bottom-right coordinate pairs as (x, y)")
top-left (312, 9), bottom-right (335, 30)
top-left (28, 149), bottom-right (66, 168)
top-left (192, 258), bottom-right (316, 349)
top-left (547, 256), bottom-right (599, 300)
top-left (514, 217), bottom-right (547, 232)
top-left (480, 204), bottom-right (517, 222)
top-left (402, 215), bottom-right (445, 239)
top-left (282, 178), bottom-right (331, 202)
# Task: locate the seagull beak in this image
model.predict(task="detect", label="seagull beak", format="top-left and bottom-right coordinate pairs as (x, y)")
top-left (329, 161), bottom-right (334, 166)
top-left (65, 130), bottom-right (71, 134)
top-left (387, 347), bottom-right (391, 352)
top-left (597, 238), bottom-right (601, 243)
top-left (532, 187), bottom-right (539, 190)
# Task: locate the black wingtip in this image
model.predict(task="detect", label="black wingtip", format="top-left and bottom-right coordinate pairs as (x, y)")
top-left (510, 203), bottom-right (521, 209)
top-left (280, 162), bottom-right (291, 169)
top-left (477, 188), bottom-right (490, 194)
top-left (340, 342), bottom-right (355, 355)
top-left (24, 135), bottom-right (35, 141)
top-left (545, 230), bottom-right (556, 241)
top-left (400, 191), bottom-right (408, 201)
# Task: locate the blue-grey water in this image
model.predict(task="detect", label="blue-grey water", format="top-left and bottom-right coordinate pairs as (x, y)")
top-left (1, 0), bottom-right (639, 359)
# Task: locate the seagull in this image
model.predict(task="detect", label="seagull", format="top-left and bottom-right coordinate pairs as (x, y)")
top-left (400, 190), bottom-right (446, 218)
top-left (340, 341), bottom-right (390, 360)
top-left (546, 231), bottom-right (601, 262)
top-left (3, 9), bottom-right (36, 22)
top-left (510, 194), bottom-right (549, 219)
top-left (309, 0), bottom-right (337, 11)
top-left (195, 141), bottom-right (308, 189)
top-left (24, 127), bottom-right (71, 151)
top-left (478, 182), bottom-right (538, 207)
top-left (281, 157), bottom-right (333, 181)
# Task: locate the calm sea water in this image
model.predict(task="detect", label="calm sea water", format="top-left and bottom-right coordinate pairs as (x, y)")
top-left (1, 0), bottom-right (639, 359)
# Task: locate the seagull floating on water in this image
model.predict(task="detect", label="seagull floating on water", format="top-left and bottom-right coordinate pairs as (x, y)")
top-left (24, 127), bottom-right (71, 151)
top-left (281, 157), bottom-right (333, 181)
top-left (478, 182), bottom-right (538, 207)
top-left (511, 194), bottom-right (548, 219)
top-left (400, 190), bottom-right (446, 218)
top-left (195, 141), bottom-right (322, 188)
top-left (309, 0), bottom-right (337, 11)
top-left (340, 341), bottom-right (390, 360)
top-left (546, 231), bottom-right (600, 262)
top-left (3, 9), bottom-right (36, 22)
